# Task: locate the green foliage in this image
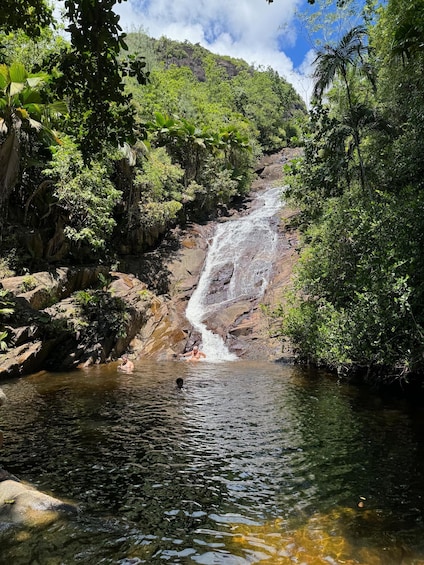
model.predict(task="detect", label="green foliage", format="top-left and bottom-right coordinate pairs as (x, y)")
top-left (142, 146), bottom-right (183, 195)
top-left (0, 288), bottom-right (14, 318)
top-left (97, 272), bottom-right (112, 290)
top-left (145, 112), bottom-right (253, 214)
top-left (43, 135), bottom-right (121, 250)
top-left (285, 105), bottom-right (351, 222)
top-left (0, 288), bottom-right (14, 352)
top-left (283, 186), bottom-right (424, 376)
top-left (0, 0), bottom-right (53, 39)
top-left (312, 26), bottom-right (374, 194)
top-left (137, 288), bottom-right (152, 300)
top-left (54, 0), bottom-right (149, 159)
top-left (0, 27), bottom-right (68, 71)
top-left (21, 274), bottom-right (37, 292)
top-left (231, 67), bottom-right (304, 152)
top-left (281, 0), bottom-right (424, 379)
top-left (0, 330), bottom-right (8, 351)
top-left (75, 289), bottom-right (96, 306)
top-left (127, 31), bottom-right (305, 153)
top-left (133, 146), bottom-right (183, 229)
top-left (114, 146), bottom-right (184, 251)
top-left (75, 288), bottom-right (129, 341)
top-left (0, 62), bottom-right (66, 205)
top-left (369, 0), bottom-right (424, 193)
top-left (0, 255), bottom-right (15, 279)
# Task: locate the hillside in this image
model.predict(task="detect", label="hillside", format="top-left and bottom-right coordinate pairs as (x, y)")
top-left (126, 31), bottom-right (307, 125)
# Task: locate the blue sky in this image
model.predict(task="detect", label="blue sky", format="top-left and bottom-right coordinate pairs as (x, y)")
top-left (54, 0), bottom-right (365, 105)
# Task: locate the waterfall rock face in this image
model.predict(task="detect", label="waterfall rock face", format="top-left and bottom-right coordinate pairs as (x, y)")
top-left (184, 186), bottom-right (285, 360)
top-left (159, 148), bottom-right (301, 361)
top-left (0, 149), bottom-right (300, 372)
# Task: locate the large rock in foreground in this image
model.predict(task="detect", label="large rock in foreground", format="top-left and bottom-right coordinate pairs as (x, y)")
top-left (0, 480), bottom-right (77, 527)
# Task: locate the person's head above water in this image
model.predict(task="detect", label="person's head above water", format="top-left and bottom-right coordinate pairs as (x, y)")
top-left (176, 378), bottom-right (184, 389)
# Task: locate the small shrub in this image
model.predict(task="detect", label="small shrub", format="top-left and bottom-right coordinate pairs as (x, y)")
top-left (0, 256), bottom-right (15, 279)
top-left (0, 289), bottom-right (14, 318)
top-left (21, 275), bottom-right (37, 292)
top-left (0, 330), bottom-right (8, 351)
top-left (75, 290), bottom-right (97, 306)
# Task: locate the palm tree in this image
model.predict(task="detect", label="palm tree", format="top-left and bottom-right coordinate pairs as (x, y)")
top-left (0, 62), bottom-right (66, 205)
top-left (312, 26), bottom-right (372, 195)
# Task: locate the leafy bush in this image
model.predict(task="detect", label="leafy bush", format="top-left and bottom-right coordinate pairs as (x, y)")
top-left (75, 289), bottom-right (130, 343)
top-left (43, 135), bottom-right (121, 250)
top-left (282, 189), bottom-right (424, 376)
top-left (0, 288), bottom-right (15, 352)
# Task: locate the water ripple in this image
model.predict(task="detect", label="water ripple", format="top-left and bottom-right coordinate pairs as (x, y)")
top-left (1, 362), bottom-right (424, 563)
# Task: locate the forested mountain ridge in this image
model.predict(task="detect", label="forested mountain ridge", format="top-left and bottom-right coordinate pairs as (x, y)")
top-left (124, 31), bottom-right (306, 153)
top-left (132, 34), bottom-right (249, 81)
top-left (128, 32), bottom-right (303, 113)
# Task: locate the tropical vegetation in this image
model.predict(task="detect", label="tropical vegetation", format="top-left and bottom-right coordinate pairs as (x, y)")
top-left (4, 0), bottom-right (424, 385)
top-left (0, 3), bottom-right (304, 273)
top-left (279, 0), bottom-right (424, 382)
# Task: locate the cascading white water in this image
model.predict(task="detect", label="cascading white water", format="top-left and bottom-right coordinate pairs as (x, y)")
top-left (185, 186), bottom-right (284, 361)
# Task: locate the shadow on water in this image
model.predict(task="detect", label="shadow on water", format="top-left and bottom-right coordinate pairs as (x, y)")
top-left (1, 360), bottom-right (424, 563)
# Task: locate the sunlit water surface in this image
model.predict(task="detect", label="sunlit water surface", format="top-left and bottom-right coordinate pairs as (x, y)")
top-left (1, 361), bottom-right (424, 564)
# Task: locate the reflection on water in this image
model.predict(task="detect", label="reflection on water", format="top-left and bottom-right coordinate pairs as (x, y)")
top-left (1, 361), bottom-right (424, 564)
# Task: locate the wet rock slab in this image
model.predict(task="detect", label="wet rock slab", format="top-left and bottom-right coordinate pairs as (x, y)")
top-left (160, 148), bottom-right (301, 361)
top-left (0, 480), bottom-right (77, 527)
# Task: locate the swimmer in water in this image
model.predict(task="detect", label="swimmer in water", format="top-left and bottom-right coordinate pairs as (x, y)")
top-left (118, 355), bottom-right (134, 373)
top-left (179, 345), bottom-right (206, 362)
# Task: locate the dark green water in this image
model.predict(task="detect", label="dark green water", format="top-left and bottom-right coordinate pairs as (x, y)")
top-left (1, 360), bottom-right (424, 564)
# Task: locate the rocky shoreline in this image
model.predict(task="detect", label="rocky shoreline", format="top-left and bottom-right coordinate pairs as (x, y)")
top-left (0, 149), bottom-right (300, 526)
top-left (0, 148), bottom-right (300, 379)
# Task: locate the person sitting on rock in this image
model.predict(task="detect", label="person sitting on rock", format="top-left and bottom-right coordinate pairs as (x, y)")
top-left (180, 345), bottom-right (206, 362)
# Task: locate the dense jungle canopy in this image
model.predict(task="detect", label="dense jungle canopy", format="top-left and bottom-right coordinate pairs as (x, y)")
top-left (279, 0), bottom-right (424, 382)
top-left (1, 0), bottom-right (424, 384)
top-left (0, 1), bottom-right (304, 265)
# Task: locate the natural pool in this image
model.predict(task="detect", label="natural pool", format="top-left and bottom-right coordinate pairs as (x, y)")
top-left (1, 360), bottom-right (424, 564)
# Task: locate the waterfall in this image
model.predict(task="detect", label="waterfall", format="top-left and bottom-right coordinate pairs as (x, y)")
top-left (185, 186), bottom-right (284, 361)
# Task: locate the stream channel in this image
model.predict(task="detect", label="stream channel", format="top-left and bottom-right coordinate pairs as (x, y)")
top-left (1, 187), bottom-right (424, 564)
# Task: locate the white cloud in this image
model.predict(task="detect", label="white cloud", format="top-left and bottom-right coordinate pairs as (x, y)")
top-left (114, 0), bottom-right (314, 104)
top-left (52, 0), bottom-right (314, 103)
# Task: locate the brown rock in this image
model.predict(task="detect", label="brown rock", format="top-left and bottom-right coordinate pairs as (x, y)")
top-left (0, 341), bottom-right (55, 380)
top-left (150, 148), bottom-right (301, 361)
top-left (1, 267), bottom-right (108, 310)
top-left (0, 480), bottom-right (76, 526)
